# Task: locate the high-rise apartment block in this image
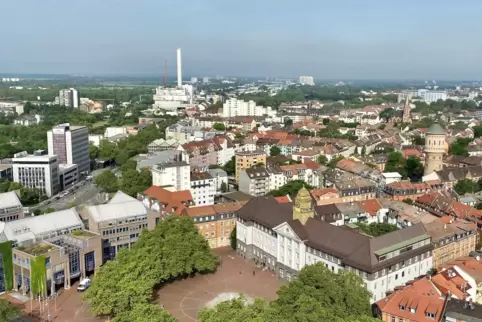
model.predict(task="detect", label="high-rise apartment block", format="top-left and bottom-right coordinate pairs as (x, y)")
top-left (47, 124), bottom-right (90, 175)
top-left (299, 76), bottom-right (315, 86)
top-left (222, 98), bottom-right (273, 118)
top-left (235, 150), bottom-right (267, 183)
top-left (12, 151), bottom-right (60, 197)
top-left (58, 88), bottom-right (80, 108)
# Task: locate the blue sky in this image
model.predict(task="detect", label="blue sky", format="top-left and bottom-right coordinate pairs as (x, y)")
top-left (1, 0), bottom-right (481, 79)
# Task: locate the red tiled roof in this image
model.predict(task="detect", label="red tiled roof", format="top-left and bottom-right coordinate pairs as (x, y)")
top-left (274, 196), bottom-right (291, 204)
top-left (310, 188), bottom-right (338, 197)
top-left (143, 186), bottom-right (193, 215)
top-left (357, 199), bottom-right (382, 216)
top-left (376, 278), bottom-right (445, 322)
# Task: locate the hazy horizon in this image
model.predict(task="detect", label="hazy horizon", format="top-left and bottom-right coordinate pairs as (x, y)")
top-left (2, 0), bottom-right (481, 80)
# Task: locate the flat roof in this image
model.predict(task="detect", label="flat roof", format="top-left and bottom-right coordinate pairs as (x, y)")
top-left (17, 241), bottom-right (58, 256)
top-left (0, 191), bottom-right (22, 209)
top-left (70, 230), bottom-right (97, 240)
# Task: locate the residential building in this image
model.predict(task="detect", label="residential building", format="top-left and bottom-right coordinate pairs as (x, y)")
top-left (310, 188), bottom-right (342, 205)
top-left (150, 151), bottom-right (191, 191)
top-left (299, 76), bottom-right (315, 86)
top-left (418, 90), bottom-right (448, 103)
top-left (84, 191), bottom-right (156, 260)
top-left (58, 88), bottom-right (80, 108)
top-left (47, 123), bottom-right (90, 175)
top-left (136, 150), bottom-right (186, 170)
top-left (190, 172), bottom-right (215, 206)
top-left (235, 150), bottom-right (267, 183)
top-left (13, 114), bottom-right (43, 126)
top-left (0, 191), bottom-right (23, 222)
top-left (139, 186), bottom-right (194, 217)
top-left (280, 163), bottom-right (321, 188)
top-left (239, 167), bottom-right (270, 197)
top-left (12, 151), bottom-right (60, 197)
top-left (147, 138), bottom-right (181, 153)
top-left (424, 123), bottom-right (446, 175)
top-left (439, 256), bottom-right (482, 305)
top-left (0, 209), bottom-right (102, 294)
top-left (423, 217), bottom-right (477, 268)
top-left (222, 98), bottom-right (274, 118)
top-left (323, 169), bottom-right (376, 202)
top-left (374, 277), bottom-right (447, 322)
top-left (208, 168), bottom-right (228, 195)
top-left (384, 181), bottom-right (434, 201)
top-left (165, 121), bottom-right (215, 144)
top-left (183, 202), bottom-right (242, 248)
top-left (236, 188), bottom-right (434, 303)
top-left (181, 136), bottom-right (234, 166)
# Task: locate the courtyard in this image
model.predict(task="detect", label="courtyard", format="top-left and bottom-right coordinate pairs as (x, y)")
top-left (156, 247), bottom-right (283, 322)
top-left (9, 248), bottom-right (281, 322)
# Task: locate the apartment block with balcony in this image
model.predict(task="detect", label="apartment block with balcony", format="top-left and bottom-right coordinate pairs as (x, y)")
top-left (235, 150), bottom-right (267, 183)
top-left (0, 191), bottom-right (24, 222)
top-left (239, 167), bottom-right (270, 197)
top-left (83, 191), bottom-right (157, 261)
top-left (190, 172), bottom-right (215, 206)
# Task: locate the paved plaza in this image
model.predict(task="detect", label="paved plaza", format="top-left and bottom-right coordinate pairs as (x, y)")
top-left (9, 248), bottom-right (281, 322)
top-left (157, 247), bottom-right (283, 322)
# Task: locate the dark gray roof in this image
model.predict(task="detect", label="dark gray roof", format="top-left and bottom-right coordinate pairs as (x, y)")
top-left (245, 166), bottom-right (270, 179)
top-left (237, 196), bottom-right (432, 273)
top-left (444, 299), bottom-right (482, 322)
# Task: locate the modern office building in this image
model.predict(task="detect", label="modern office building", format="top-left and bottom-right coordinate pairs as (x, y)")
top-left (236, 188), bottom-right (434, 303)
top-left (299, 76), bottom-right (315, 86)
top-left (0, 209), bottom-right (102, 295)
top-left (58, 88), bottom-right (80, 108)
top-left (47, 124), bottom-right (90, 175)
top-left (12, 151), bottom-right (60, 197)
top-left (0, 191), bottom-right (24, 222)
top-left (59, 164), bottom-right (79, 190)
top-left (83, 191), bottom-right (158, 261)
top-left (235, 150), bottom-right (267, 183)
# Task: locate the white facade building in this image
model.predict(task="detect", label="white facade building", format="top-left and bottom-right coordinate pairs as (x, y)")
top-left (12, 151), bottom-right (60, 197)
top-left (299, 76), bottom-right (315, 86)
top-left (47, 124), bottom-right (90, 175)
top-left (418, 90), bottom-right (448, 103)
top-left (58, 88), bottom-right (79, 108)
top-left (222, 98), bottom-right (274, 118)
top-left (150, 152), bottom-right (191, 191)
top-left (236, 192), bottom-right (434, 303)
top-left (190, 172), bottom-right (215, 207)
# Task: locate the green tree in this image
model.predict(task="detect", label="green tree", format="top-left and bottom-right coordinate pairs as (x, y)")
top-left (411, 135), bottom-right (425, 145)
top-left (119, 169), bottom-right (152, 197)
top-left (121, 159), bottom-right (138, 172)
top-left (405, 156), bottom-right (424, 181)
top-left (113, 304), bottom-right (177, 322)
top-left (42, 208), bottom-right (56, 214)
top-left (230, 226), bottom-right (237, 250)
top-left (327, 155), bottom-right (344, 169)
top-left (94, 170), bottom-right (119, 193)
top-left (450, 138), bottom-right (472, 157)
top-left (199, 297), bottom-right (273, 322)
top-left (357, 222), bottom-right (398, 237)
top-left (213, 123), bottom-right (226, 131)
top-left (19, 187), bottom-right (45, 206)
top-left (115, 150), bottom-right (130, 166)
top-left (317, 155), bottom-right (328, 165)
top-left (270, 180), bottom-right (314, 198)
top-left (99, 140), bottom-right (119, 161)
top-left (89, 143), bottom-right (99, 159)
top-left (270, 146), bottom-right (281, 156)
top-left (403, 198), bottom-right (413, 205)
top-left (454, 179), bottom-right (482, 195)
top-left (473, 125), bottom-right (482, 138)
top-left (379, 108), bottom-right (394, 121)
top-left (84, 216), bottom-right (218, 319)
top-left (360, 145), bottom-right (366, 157)
top-left (222, 156), bottom-right (235, 175)
top-left (0, 299), bottom-right (21, 321)
top-left (272, 263), bottom-right (375, 321)
top-left (378, 124), bottom-right (386, 130)
top-left (284, 118), bottom-right (293, 127)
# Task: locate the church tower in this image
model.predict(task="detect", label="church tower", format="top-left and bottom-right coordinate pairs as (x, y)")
top-left (402, 96), bottom-right (412, 123)
top-left (424, 123), bottom-right (446, 175)
top-left (292, 186), bottom-right (314, 225)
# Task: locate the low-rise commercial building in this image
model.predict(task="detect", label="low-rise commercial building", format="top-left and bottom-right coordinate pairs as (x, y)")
top-left (0, 191), bottom-right (24, 222)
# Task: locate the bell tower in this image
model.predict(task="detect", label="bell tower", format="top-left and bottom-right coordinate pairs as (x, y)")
top-left (402, 96), bottom-right (412, 123)
top-left (293, 186), bottom-right (314, 225)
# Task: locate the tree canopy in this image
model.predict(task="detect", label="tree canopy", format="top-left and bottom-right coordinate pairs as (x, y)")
top-left (0, 299), bottom-right (21, 321)
top-left (269, 180), bottom-right (314, 198)
top-left (385, 152), bottom-right (424, 181)
top-left (270, 146), bottom-right (281, 157)
top-left (357, 222), bottom-right (398, 237)
top-left (213, 123), bottom-right (226, 131)
top-left (454, 179), bottom-right (482, 195)
top-left (199, 263), bottom-right (377, 322)
top-left (84, 216), bottom-right (218, 319)
top-left (450, 138), bottom-right (472, 157)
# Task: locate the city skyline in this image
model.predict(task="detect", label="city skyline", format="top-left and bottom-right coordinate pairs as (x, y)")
top-left (1, 0), bottom-right (481, 79)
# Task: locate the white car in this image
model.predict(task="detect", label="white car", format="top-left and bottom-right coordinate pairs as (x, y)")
top-left (77, 278), bottom-right (91, 292)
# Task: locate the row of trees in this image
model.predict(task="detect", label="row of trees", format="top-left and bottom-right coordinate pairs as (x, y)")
top-left (0, 179), bottom-right (46, 205)
top-left (199, 263), bottom-right (378, 322)
top-left (84, 216), bottom-right (218, 320)
top-left (94, 161), bottom-right (152, 197)
top-left (454, 179), bottom-right (482, 195)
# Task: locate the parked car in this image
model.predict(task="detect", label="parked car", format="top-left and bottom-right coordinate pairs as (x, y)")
top-left (77, 278), bottom-right (91, 292)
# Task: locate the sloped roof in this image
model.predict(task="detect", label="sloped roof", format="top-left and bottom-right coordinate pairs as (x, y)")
top-left (143, 186), bottom-right (193, 215)
top-left (426, 123), bottom-right (445, 135)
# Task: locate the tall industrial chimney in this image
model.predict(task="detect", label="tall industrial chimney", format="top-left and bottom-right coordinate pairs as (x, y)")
top-left (177, 48), bottom-right (182, 88)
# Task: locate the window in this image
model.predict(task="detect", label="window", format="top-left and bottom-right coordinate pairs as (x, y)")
top-left (400, 305), bottom-right (405, 311)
